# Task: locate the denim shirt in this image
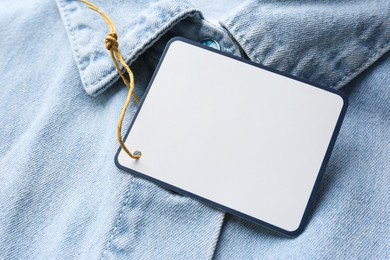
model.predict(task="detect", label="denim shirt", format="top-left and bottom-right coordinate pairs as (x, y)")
top-left (0, 0), bottom-right (389, 259)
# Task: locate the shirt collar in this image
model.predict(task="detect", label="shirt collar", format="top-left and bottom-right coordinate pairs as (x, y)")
top-left (221, 0), bottom-right (390, 89)
top-left (56, 0), bottom-right (201, 96)
top-left (56, 0), bottom-right (390, 96)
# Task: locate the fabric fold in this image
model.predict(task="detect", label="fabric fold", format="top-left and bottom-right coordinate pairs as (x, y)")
top-left (221, 0), bottom-right (390, 89)
top-left (56, 0), bottom-right (202, 96)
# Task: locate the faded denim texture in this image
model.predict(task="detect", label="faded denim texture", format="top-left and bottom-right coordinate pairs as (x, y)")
top-left (0, 0), bottom-right (389, 259)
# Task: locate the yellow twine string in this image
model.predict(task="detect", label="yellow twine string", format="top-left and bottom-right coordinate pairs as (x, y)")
top-left (80, 0), bottom-right (142, 159)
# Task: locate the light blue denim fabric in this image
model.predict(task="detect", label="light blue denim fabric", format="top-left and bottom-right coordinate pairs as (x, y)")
top-left (0, 0), bottom-right (389, 259)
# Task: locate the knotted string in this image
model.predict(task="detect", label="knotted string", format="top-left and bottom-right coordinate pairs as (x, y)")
top-left (80, 0), bottom-right (142, 159)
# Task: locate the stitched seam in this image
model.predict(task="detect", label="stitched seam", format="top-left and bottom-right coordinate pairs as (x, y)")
top-left (57, 0), bottom-right (88, 87)
top-left (208, 213), bottom-right (226, 260)
top-left (92, 9), bottom-right (201, 93)
top-left (100, 177), bottom-right (134, 260)
top-left (331, 40), bottom-right (390, 89)
top-left (89, 9), bottom-right (202, 95)
top-left (118, 8), bottom-right (201, 67)
top-left (58, 0), bottom-right (201, 95)
top-left (218, 21), bottom-right (245, 57)
top-left (221, 19), bottom-right (257, 62)
top-left (224, 17), bottom-right (390, 89)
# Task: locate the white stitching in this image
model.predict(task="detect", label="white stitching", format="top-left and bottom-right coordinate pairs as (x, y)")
top-left (100, 177), bottom-right (134, 260)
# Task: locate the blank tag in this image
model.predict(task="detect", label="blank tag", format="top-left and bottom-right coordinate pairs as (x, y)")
top-left (115, 38), bottom-right (347, 236)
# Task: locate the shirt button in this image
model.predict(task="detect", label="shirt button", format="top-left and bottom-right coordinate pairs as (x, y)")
top-left (201, 38), bottom-right (220, 50)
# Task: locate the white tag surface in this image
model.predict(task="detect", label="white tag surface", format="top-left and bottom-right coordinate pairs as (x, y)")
top-left (116, 38), bottom-right (347, 236)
